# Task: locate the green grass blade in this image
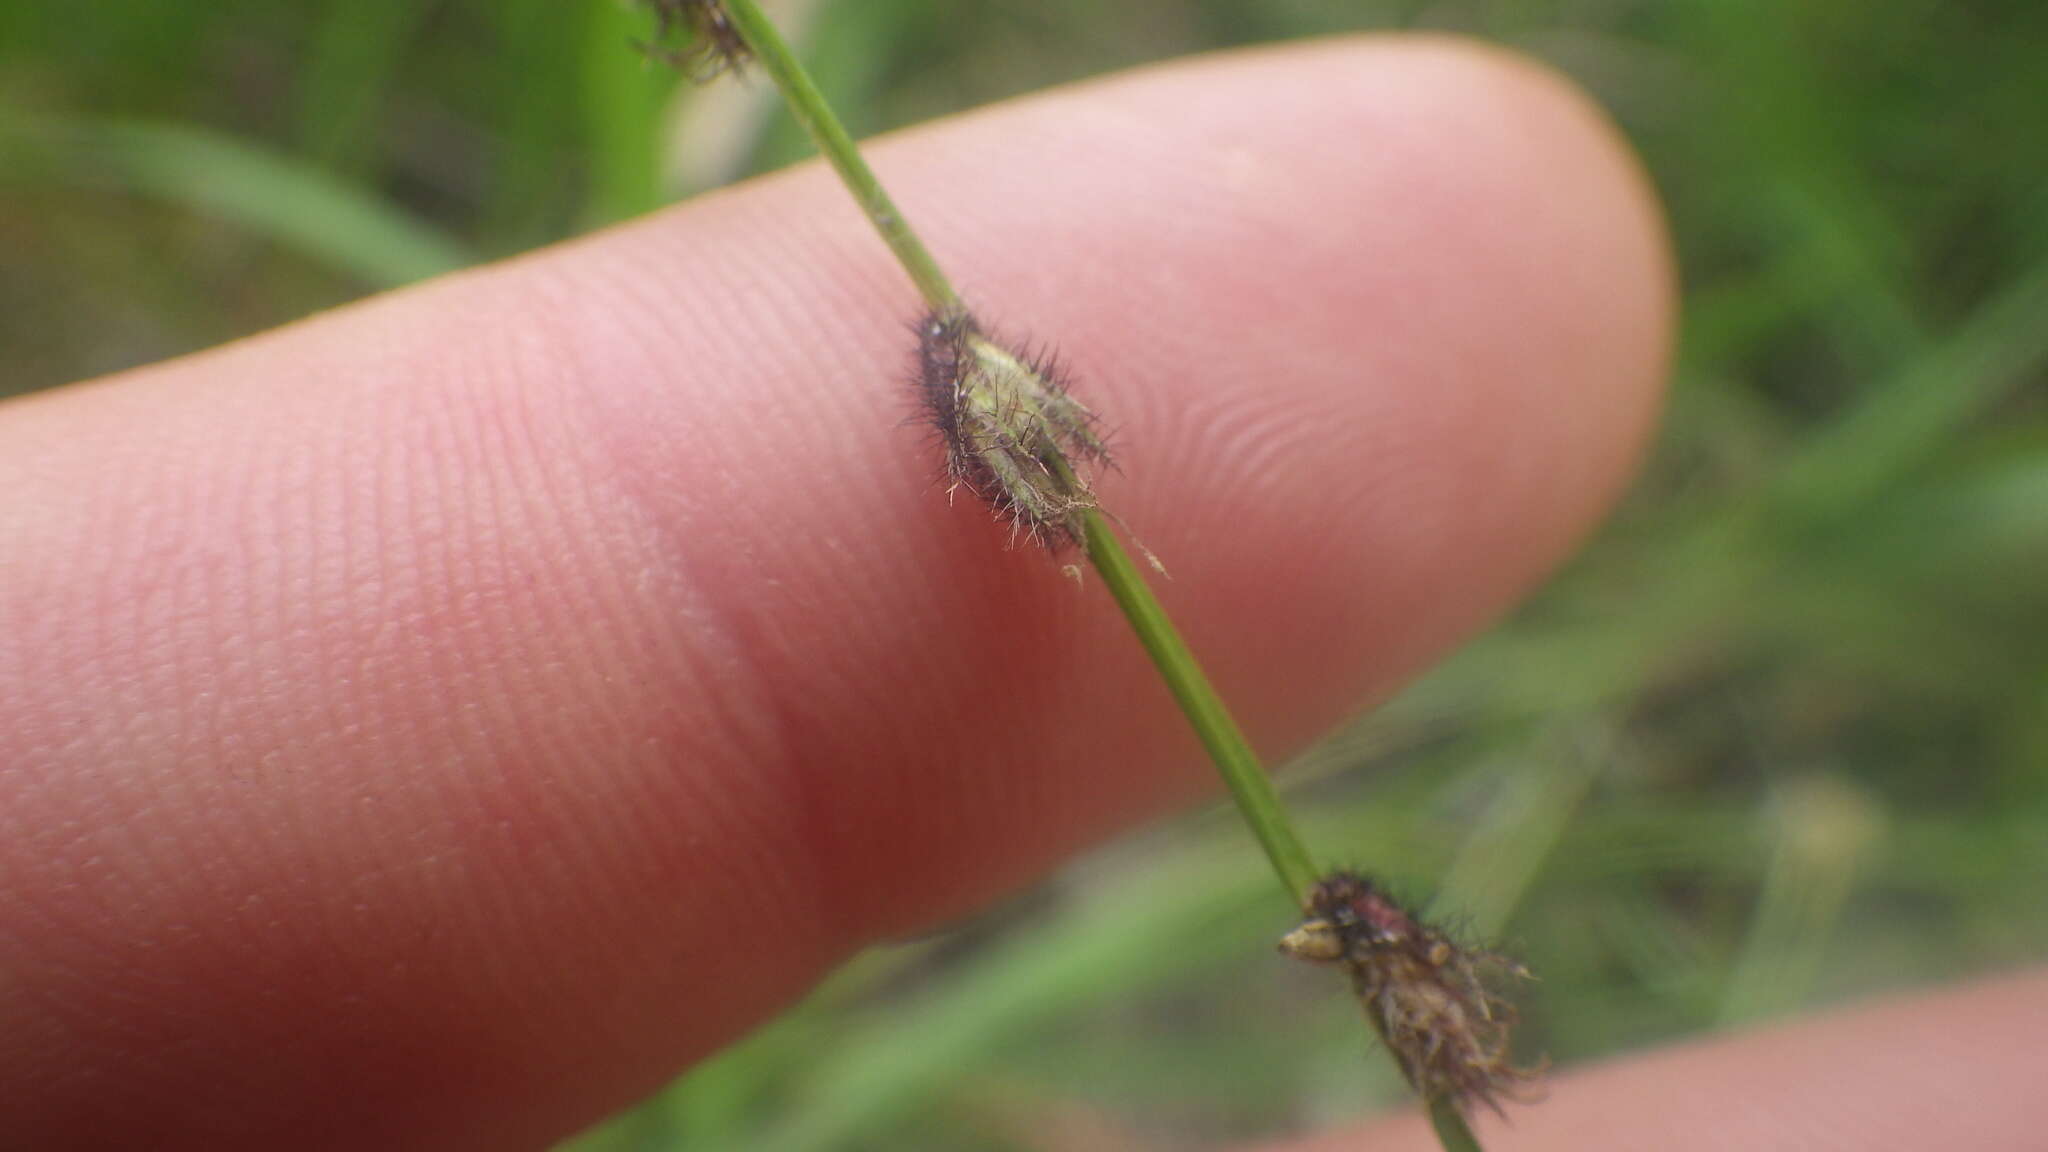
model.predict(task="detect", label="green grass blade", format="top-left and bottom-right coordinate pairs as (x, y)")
top-left (7, 117), bottom-right (470, 287)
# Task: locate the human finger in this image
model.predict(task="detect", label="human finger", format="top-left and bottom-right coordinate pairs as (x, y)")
top-left (0, 36), bottom-right (1669, 1150)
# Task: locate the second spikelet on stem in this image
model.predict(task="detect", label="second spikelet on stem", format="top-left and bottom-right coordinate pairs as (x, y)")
top-left (1279, 871), bottom-right (1542, 1117)
top-left (916, 306), bottom-right (1110, 549)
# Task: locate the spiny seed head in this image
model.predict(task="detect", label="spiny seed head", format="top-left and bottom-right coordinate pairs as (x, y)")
top-left (638, 0), bottom-right (750, 81)
top-left (1282, 871), bottom-right (1542, 1116)
top-left (916, 306), bottom-right (1109, 550)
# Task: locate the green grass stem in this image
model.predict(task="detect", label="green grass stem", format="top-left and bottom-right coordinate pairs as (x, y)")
top-left (717, 0), bottom-right (958, 313)
top-left (717, 0), bottom-right (1321, 908)
top-left (1428, 1099), bottom-right (1484, 1152)
top-left (704, 2), bottom-right (1483, 1143)
top-left (1074, 503), bottom-right (1320, 902)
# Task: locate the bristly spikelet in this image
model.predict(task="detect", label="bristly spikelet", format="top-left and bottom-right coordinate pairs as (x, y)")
top-left (915, 305), bottom-right (1110, 550)
top-left (638, 0), bottom-right (751, 81)
top-left (1279, 871), bottom-right (1542, 1116)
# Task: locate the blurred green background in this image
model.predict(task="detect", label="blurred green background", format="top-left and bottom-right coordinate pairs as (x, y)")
top-left (5, 1), bottom-right (2047, 1148)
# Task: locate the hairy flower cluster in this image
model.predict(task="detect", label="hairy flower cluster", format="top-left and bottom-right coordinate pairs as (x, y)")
top-left (916, 306), bottom-right (1109, 549)
top-left (1279, 871), bottom-right (1540, 1115)
top-left (639, 0), bottom-right (750, 80)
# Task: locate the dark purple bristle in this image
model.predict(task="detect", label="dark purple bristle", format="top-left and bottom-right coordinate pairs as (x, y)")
top-left (1306, 871), bottom-right (1420, 947)
top-left (1351, 888), bottom-right (1420, 941)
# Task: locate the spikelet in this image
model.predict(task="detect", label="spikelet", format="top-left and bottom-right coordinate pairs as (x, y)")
top-left (915, 306), bottom-right (1109, 549)
top-left (1280, 871), bottom-right (1542, 1115)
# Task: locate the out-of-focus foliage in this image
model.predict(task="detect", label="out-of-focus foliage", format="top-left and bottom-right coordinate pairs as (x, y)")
top-left (5, 2), bottom-right (2044, 1149)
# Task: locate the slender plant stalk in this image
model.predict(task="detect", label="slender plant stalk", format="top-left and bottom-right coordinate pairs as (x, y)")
top-left (703, 3), bottom-right (1490, 1145)
top-left (715, 0), bottom-right (1315, 908)
top-left (1428, 1097), bottom-right (1485, 1151)
top-left (715, 0), bottom-right (957, 313)
top-left (1070, 480), bottom-right (1318, 901)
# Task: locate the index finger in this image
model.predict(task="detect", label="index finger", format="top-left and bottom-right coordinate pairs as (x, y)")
top-left (0, 37), bottom-right (1669, 1150)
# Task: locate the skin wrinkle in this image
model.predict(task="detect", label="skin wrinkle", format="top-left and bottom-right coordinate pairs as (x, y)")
top-left (165, 284), bottom-right (663, 1131)
top-left (539, 210), bottom-right (977, 943)
top-left (423, 348), bottom-right (745, 996)
top-left (544, 300), bottom-right (820, 900)
top-left (562, 543), bottom-right (801, 955)
top-left (481, 382), bottom-right (664, 910)
top-left (501, 265), bottom-right (843, 1006)
top-left (466, 333), bottom-right (594, 769)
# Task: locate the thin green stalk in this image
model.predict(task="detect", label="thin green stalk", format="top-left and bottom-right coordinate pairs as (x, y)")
top-left (716, 0), bottom-right (958, 312)
top-left (718, 0), bottom-right (1313, 907)
top-left (1428, 1099), bottom-right (1484, 1152)
top-left (704, 3), bottom-right (1486, 1145)
top-left (1074, 502), bottom-right (1318, 902)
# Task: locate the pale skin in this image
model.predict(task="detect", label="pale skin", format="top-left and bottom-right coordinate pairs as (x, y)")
top-left (2, 36), bottom-right (2041, 1151)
